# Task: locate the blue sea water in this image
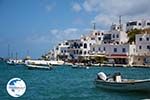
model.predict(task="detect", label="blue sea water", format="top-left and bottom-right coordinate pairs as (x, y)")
top-left (0, 61), bottom-right (150, 100)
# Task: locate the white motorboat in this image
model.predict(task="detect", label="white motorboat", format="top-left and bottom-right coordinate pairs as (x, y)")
top-left (6, 59), bottom-right (23, 65)
top-left (26, 64), bottom-right (52, 70)
top-left (72, 64), bottom-right (89, 69)
top-left (95, 72), bottom-right (150, 91)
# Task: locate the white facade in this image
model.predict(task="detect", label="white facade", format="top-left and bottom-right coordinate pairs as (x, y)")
top-left (136, 33), bottom-right (150, 55)
top-left (53, 41), bottom-right (70, 60)
top-left (90, 43), bottom-right (136, 56)
top-left (80, 30), bottom-right (101, 56)
top-left (103, 24), bottom-right (128, 44)
top-left (126, 19), bottom-right (150, 32)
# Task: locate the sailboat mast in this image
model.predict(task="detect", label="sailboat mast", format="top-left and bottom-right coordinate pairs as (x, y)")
top-left (8, 44), bottom-right (10, 59)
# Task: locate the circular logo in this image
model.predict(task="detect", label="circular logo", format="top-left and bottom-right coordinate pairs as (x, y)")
top-left (6, 78), bottom-right (26, 97)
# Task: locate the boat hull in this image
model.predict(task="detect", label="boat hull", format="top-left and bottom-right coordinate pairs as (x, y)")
top-left (26, 64), bottom-right (52, 70)
top-left (95, 79), bottom-right (150, 91)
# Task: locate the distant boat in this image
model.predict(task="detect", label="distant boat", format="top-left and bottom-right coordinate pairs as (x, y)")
top-left (95, 72), bottom-right (150, 91)
top-left (25, 60), bottom-right (65, 70)
top-left (6, 59), bottom-right (24, 65)
top-left (26, 63), bottom-right (52, 70)
top-left (72, 63), bottom-right (89, 69)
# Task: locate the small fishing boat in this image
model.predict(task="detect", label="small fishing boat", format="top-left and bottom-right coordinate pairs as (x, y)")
top-left (95, 72), bottom-right (150, 91)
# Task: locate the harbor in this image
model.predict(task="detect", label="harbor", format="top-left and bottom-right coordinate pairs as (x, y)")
top-left (0, 61), bottom-right (150, 100)
top-left (1, 0), bottom-right (150, 99)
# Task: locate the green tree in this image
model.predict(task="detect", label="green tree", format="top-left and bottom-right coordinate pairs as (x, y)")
top-left (127, 29), bottom-right (142, 43)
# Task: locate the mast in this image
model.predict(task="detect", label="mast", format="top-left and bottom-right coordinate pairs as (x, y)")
top-left (15, 52), bottom-right (18, 60)
top-left (119, 16), bottom-right (122, 31)
top-left (8, 44), bottom-right (10, 59)
top-left (11, 52), bottom-right (13, 59)
top-left (93, 22), bottom-right (96, 30)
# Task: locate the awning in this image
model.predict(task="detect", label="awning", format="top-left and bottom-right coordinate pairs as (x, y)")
top-left (106, 54), bottom-right (128, 58)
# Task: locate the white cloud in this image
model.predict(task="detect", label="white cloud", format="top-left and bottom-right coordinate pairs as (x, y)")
top-left (82, 0), bottom-right (150, 29)
top-left (45, 3), bottom-right (56, 12)
top-left (72, 3), bottom-right (82, 12)
top-left (83, 0), bottom-right (150, 16)
top-left (46, 5), bottom-right (52, 12)
top-left (25, 28), bottom-right (82, 48)
top-left (83, 0), bottom-right (101, 12)
top-left (92, 14), bottom-right (118, 30)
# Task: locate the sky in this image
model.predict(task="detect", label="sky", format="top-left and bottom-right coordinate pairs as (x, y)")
top-left (0, 0), bottom-right (150, 59)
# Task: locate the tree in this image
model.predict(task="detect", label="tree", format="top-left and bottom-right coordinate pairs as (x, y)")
top-left (127, 29), bottom-right (142, 43)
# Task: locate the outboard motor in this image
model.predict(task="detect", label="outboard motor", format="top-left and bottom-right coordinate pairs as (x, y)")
top-left (97, 72), bottom-right (107, 81)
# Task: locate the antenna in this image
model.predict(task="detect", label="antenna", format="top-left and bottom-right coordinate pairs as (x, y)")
top-left (93, 22), bottom-right (96, 30)
top-left (119, 16), bottom-right (122, 31)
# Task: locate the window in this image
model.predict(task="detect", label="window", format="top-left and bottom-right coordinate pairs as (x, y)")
top-left (76, 50), bottom-right (78, 54)
top-left (103, 47), bottom-right (105, 51)
top-left (116, 34), bottom-right (119, 38)
top-left (93, 48), bottom-right (95, 51)
top-left (64, 50), bottom-right (66, 53)
top-left (84, 43), bottom-right (87, 48)
top-left (147, 22), bottom-right (150, 26)
top-left (79, 50), bottom-right (82, 54)
top-left (114, 48), bottom-right (117, 52)
top-left (113, 34), bottom-right (115, 38)
top-left (126, 23), bottom-right (129, 26)
top-left (101, 33), bottom-right (103, 35)
top-left (65, 42), bottom-right (69, 45)
top-left (147, 45), bottom-right (150, 50)
top-left (99, 47), bottom-right (101, 51)
top-left (139, 38), bottom-right (142, 41)
top-left (74, 50), bottom-right (76, 54)
top-left (84, 51), bottom-right (86, 55)
top-left (80, 43), bottom-right (82, 47)
top-left (139, 46), bottom-right (142, 49)
top-left (98, 37), bottom-right (101, 41)
top-left (146, 37), bottom-right (149, 41)
top-left (138, 23), bottom-right (141, 26)
top-left (95, 33), bottom-right (97, 35)
top-left (122, 48), bottom-right (126, 53)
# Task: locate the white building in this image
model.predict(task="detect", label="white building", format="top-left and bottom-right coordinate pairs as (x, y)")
top-left (80, 30), bottom-right (104, 57)
top-left (136, 33), bottom-right (150, 54)
top-left (103, 24), bottom-right (128, 44)
top-left (126, 19), bottom-right (150, 32)
top-left (67, 39), bottom-right (82, 59)
top-left (130, 33), bottom-right (150, 65)
top-left (51, 41), bottom-right (70, 61)
top-left (90, 43), bottom-right (136, 64)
